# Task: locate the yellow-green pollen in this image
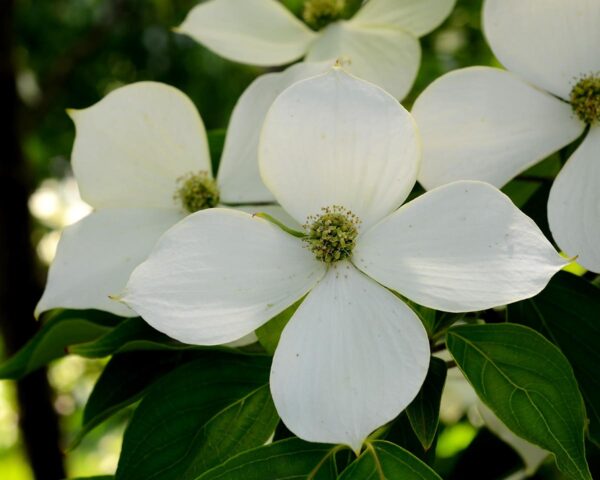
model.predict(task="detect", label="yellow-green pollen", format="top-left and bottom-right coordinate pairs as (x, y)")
top-left (303, 206), bottom-right (360, 264)
top-left (174, 171), bottom-right (219, 213)
top-left (570, 74), bottom-right (600, 125)
top-left (303, 0), bottom-right (346, 30)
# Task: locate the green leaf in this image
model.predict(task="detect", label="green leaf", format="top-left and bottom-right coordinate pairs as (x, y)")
top-left (339, 440), bottom-right (442, 479)
top-left (256, 300), bottom-right (302, 355)
top-left (447, 323), bottom-right (592, 480)
top-left (72, 350), bottom-right (203, 446)
top-left (70, 317), bottom-right (243, 357)
top-left (69, 317), bottom-right (186, 357)
top-left (181, 384), bottom-right (279, 479)
top-left (207, 128), bottom-right (226, 174)
top-left (0, 309), bottom-right (120, 379)
top-left (408, 302), bottom-right (437, 337)
top-left (115, 353), bottom-right (276, 480)
top-left (406, 357), bottom-right (447, 450)
top-left (507, 272), bottom-right (600, 446)
top-left (383, 413), bottom-right (432, 464)
top-left (194, 438), bottom-right (341, 480)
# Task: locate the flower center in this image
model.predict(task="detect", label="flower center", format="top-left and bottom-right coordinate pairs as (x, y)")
top-left (570, 74), bottom-right (600, 125)
top-left (174, 171), bottom-right (219, 214)
top-left (304, 206), bottom-right (360, 264)
top-left (302, 0), bottom-right (346, 30)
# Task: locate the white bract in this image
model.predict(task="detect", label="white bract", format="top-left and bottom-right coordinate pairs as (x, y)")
top-left (177, 0), bottom-right (456, 99)
top-left (36, 70), bottom-right (317, 318)
top-left (412, 0), bottom-right (600, 272)
top-left (122, 69), bottom-right (566, 450)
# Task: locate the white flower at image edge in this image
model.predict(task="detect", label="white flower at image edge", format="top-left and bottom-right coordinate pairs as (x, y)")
top-left (412, 0), bottom-right (600, 272)
top-left (122, 69), bottom-right (566, 450)
top-left (176, 0), bottom-right (455, 99)
top-left (36, 63), bottom-right (328, 318)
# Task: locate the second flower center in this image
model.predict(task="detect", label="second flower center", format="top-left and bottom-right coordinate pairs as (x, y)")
top-left (304, 206), bottom-right (360, 264)
top-left (302, 0), bottom-right (346, 30)
top-left (174, 171), bottom-right (219, 214)
top-left (570, 74), bottom-right (600, 125)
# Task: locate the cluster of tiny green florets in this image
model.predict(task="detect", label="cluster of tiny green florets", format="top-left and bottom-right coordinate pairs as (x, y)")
top-left (570, 73), bottom-right (600, 125)
top-left (302, 0), bottom-right (346, 30)
top-left (303, 206), bottom-right (360, 264)
top-left (174, 171), bottom-right (219, 213)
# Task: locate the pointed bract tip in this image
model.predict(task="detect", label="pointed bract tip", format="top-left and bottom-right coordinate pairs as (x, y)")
top-left (108, 293), bottom-right (125, 304)
top-left (65, 108), bottom-right (79, 119)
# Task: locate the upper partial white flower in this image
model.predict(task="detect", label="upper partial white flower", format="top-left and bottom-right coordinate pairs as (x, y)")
top-left (412, 0), bottom-right (600, 272)
top-left (177, 0), bottom-right (456, 99)
top-left (122, 68), bottom-right (566, 450)
top-left (36, 66), bottom-right (322, 318)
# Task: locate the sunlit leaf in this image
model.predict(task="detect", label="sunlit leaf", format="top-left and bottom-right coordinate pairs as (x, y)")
top-left (255, 299), bottom-right (301, 355)
top-left (508, 272), bottom-right (600, 446)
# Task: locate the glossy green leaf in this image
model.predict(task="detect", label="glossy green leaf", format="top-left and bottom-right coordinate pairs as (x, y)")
top-left (69, 317), bottom-right (188, 357)
top-left (194, 438), bottom-right (340, 480)
top-left (115, 353), bottom-right (275, 480)
top-left (0, 309), bottom-right (120, 379)
top-left (447, 323), bottom-right (592, 480)
top-left (181, 384), bottom-right (279, 480)
top-left (73, 350), bottom-right (203, 446)
top-left (339, 440), bottom-right (442, 479)
top-left (406, 357), bottom-right (447, 450)
top-left (508, 272), bottom-right (600, 446)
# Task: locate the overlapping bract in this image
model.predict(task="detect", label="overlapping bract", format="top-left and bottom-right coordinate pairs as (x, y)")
top-left (36, 72), bottom-right (310, 318)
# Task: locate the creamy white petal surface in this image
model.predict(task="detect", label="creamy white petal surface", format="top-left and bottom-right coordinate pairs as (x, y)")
top-left (548, 127), bottom-right (600, 273)
top-left (271, 263), bottom-right (430, 451)
top-left (353, 0), bottom-right (456, 37)
top-left (484, 0), bottom-right (600, 99)
top-left (218, 62), bottom-right (330, 204)
top-left (71, 82), bottom-right (211, 209)
top-left (354, 181), bottom-right (566, 312)
top-left (305, 22), bottom-right (420, 100)
top-left (412, 67), bottom-right (584, 190)
top-left (260, 69), bottom-right (420, 230)
top-left (36, 208), bottom-right (184, 318)
top-left (178, 0), bottom-right (314, 66)
top-left (123, 209), bottom-right (325, 345)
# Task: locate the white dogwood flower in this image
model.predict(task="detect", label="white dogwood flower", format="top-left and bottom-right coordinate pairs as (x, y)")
top-left (412, 0), bottom-right (600, 272)
top-left (177, 0), bottom-right (455, 99)
top-left (122, 69), bottom-right (566, 450)
top-left (36, 69), bottom-right (320, 318)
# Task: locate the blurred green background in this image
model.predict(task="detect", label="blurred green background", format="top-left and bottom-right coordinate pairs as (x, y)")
top-left (6, 0), bottom-right (574, 478)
